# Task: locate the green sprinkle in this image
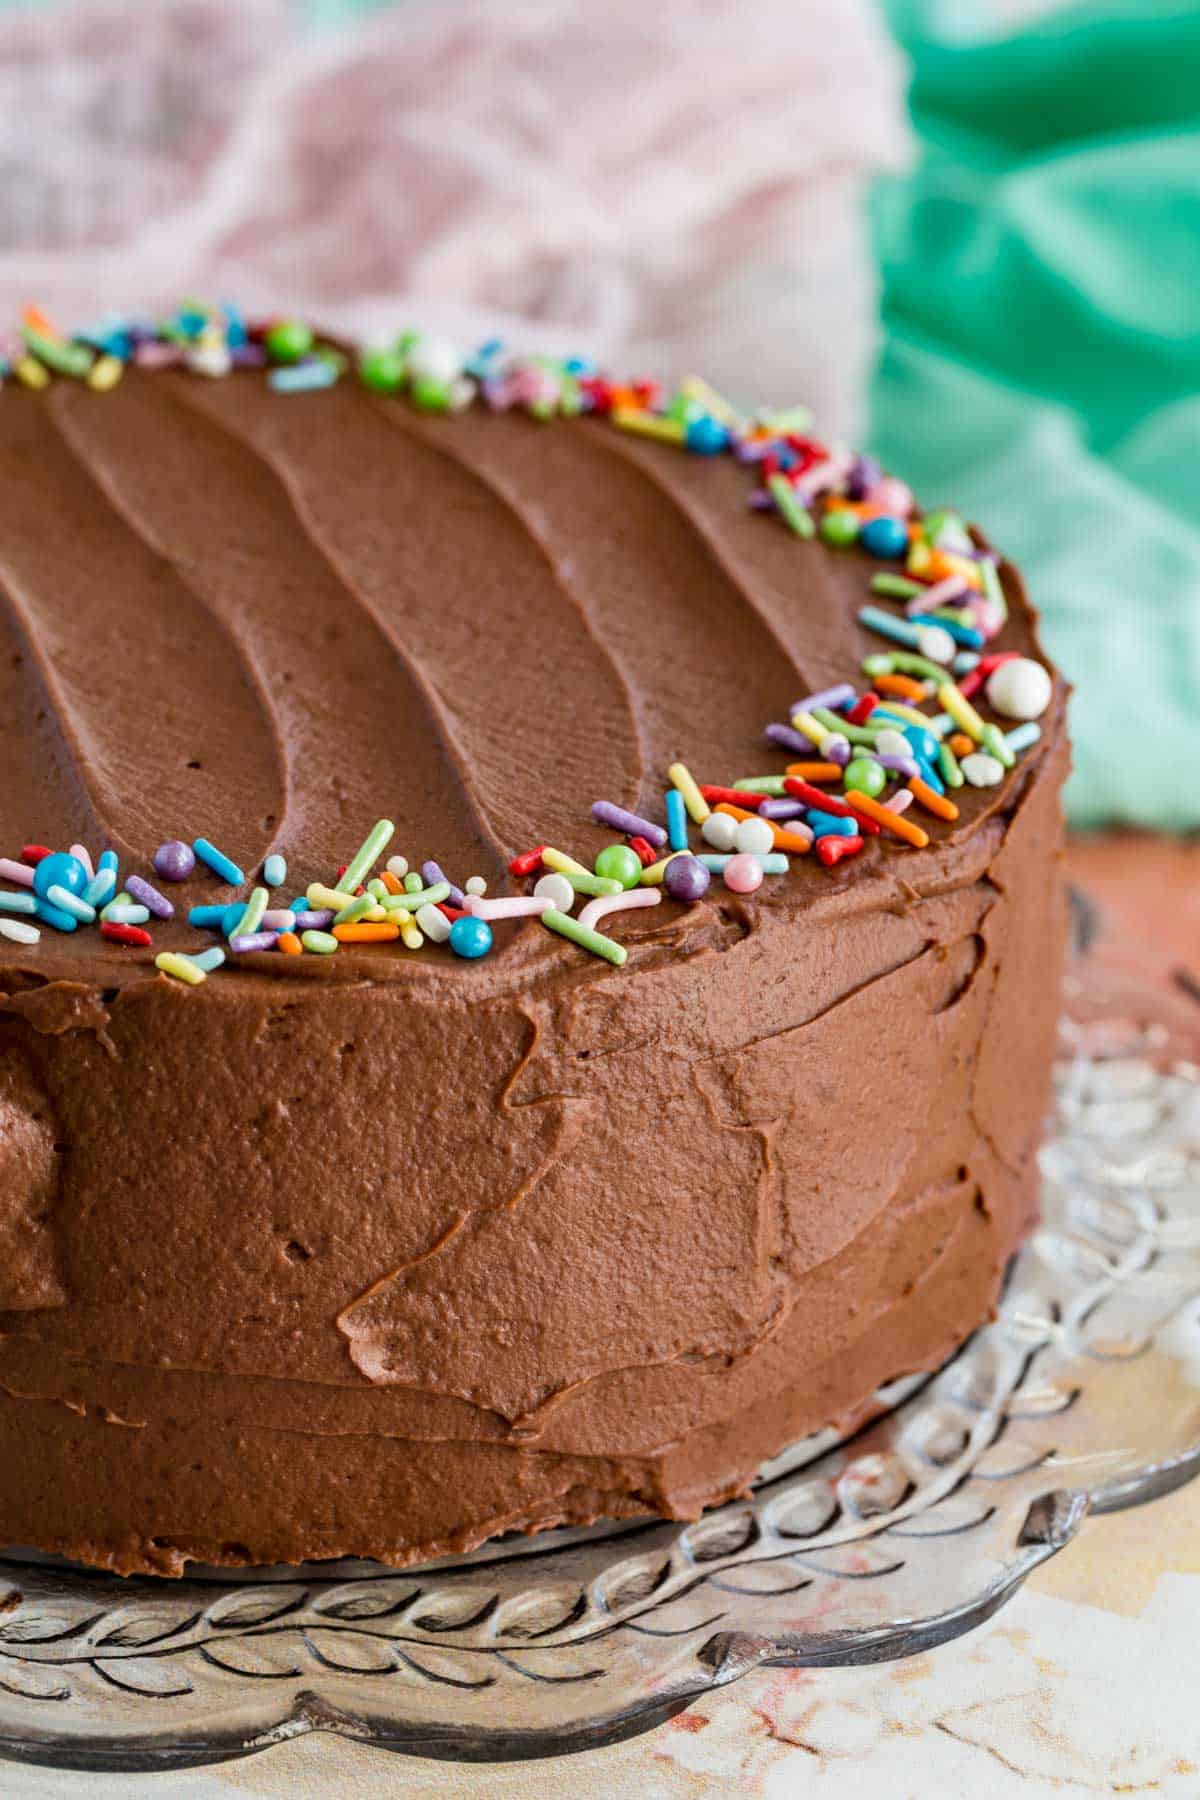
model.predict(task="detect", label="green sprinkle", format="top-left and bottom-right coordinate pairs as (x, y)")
top-left (340, 819), bottom-right (395, 895)
top-left (21, 326), bottom-right (93, 378)
top-left (333, 893), bottom-right (375, 927)
top-left (865, 650), bottom-right (950, 684)
top-left (233, 885), bottom-right (268, 940)
top-left (542, 908), bottom-right (627, 967)
top-left (732, 777), bottom-right (788, 795)
top-left (979, 556), bottom-right (1008, 624)
top-left (767, 473), bottom-right (815, 539)
top-left (403, 871), bottom-right (423, 894)
top-left (301, 930), bottom-right (338, 956)
top-left (869, 572), bottom-right (923, 600)
top-left (820, 509), bottom-right (860, 547)
top-left (980, 722), bottom-right (1016, 768)
top-left (382, 881), bottom-right (450, 911)
top-left (561, 870), bottom-right (623, 898)
top-left (359, 346), bottom-right (406, 392)
top-left (265, 319), bottom-right (314, 365)
top-left (812, 707), bottom-right (886, 747)
top-left (937, 741), bottom-right (964, 789)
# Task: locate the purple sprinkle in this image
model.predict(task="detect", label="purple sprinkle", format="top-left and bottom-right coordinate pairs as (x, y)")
top-left (591, 801), bottom-right (667, 847)
top-left (293, 908), bottom-right (335, 930)
top-left (824, 738), bottom-right (852, 767)
top-left (792, 684), bottom-right (856, 715)
top-left (422, 860), bottom-right (466, 909)
top-left (231, 343), bottom-right (267, 368)
top-left (230, 931), bottom-right (278, 954)
top-left (126, 873), bottom-right (174, 919)
top-left (876, 753), bottom-right (922, 777)
top-left (765, 722), bottom-right (815, 756)
top-left (152, 839), bottom-right (195, 882)
top-left (759, 797), bottom-right (807, 822)
top-left (663, 854), bottom-right (711, 903)
top-left (747, 487), bottom-right (775, 511)
top-left (844, 454), bottom-right (882, 501)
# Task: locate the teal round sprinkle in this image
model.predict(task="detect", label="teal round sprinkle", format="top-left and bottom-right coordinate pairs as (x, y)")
top-left (820, 509), bottom-right (860, 547)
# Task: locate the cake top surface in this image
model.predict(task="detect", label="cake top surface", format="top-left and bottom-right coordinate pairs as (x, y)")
top-left (0, 308), bottom-right (1065, 1001)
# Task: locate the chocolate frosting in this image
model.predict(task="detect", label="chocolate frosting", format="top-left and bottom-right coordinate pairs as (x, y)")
top-left (0, 369), bottom-right (1068, 1573)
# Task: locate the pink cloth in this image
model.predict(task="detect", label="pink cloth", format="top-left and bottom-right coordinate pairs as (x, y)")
top-left (0, 0), bottom-right (909, 433)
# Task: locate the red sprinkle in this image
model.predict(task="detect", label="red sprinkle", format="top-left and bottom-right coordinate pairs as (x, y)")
top-left (959, 650), bottom-right (1020, 700)
top-left (509, 845), bottom-right (547, 878)
top-left (784, 778), bottom-right (853, 817)
top-left (101, 922), bottom-right (152, 947)
top-left (816, 833), bottom-right (864, 867)
top-left (627, 835), bottom-right (658, 868)
top-left (699, 785), bottom-right (765, 811)
top-left (21, 845), bottom-right (52, 864)
top-left (846, 694), bottom-right (879, 726)
top-left (437, 904), bottom-right (468, 922)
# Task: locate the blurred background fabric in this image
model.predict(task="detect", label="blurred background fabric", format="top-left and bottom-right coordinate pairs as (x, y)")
top-left (0, 0), bottom-right (908, 438)
top-left (873, 0), bottom-right (1200, 830)
top-left (0, 0), bottom-right (1195, 829)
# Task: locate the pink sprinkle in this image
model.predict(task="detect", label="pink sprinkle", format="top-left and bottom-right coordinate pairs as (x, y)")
top-left (68, 843), bottom-right (95, 879)
top-left (577, 888), bottom-right (662, 932)
top-left (884, 790), bottom-right (914, 815)
top-left (723, 853), bottom-right (763, 895)
top-left (0, 858), bottom-right (35, 889)
top-left (905, 576), bottom-right (968, 617)
top-left (464, 895), bottom-right (553, 920)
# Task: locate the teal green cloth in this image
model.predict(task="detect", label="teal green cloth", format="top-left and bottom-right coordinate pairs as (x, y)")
top-left (872, 0), bottom-right (1200, 829)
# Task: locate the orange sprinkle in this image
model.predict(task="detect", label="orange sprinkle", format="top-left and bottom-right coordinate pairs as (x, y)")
top-left (907, 777), bottom-right (959, 822)
top-left (277, 931), bottom-right (302, 955)
top-left (949, 732), bottom-right (975, 758)
top-left (784, 761), bottom-right (843, 783)
top-left (715, 802), bottom-right (810, 854)
top-left (845, 791), bottom-right (929, 849)
top-left (21, 303), bottom-right (59, 338)
top-left (770, 827), bottom-right (811, 855)
top-left (874, 673), bottom-right (928, 703)
top-left (379, 870), bottom-right (403, 894)
top-left (332, 922), bottom-right (401, 943)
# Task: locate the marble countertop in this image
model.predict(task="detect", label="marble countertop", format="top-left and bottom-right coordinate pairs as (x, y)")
top-left (7, 834), bottom-right (1198, 1799)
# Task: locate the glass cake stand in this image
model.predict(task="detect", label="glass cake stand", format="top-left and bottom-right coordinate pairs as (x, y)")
top-left (1, 915), bottom-right (1197, 1773)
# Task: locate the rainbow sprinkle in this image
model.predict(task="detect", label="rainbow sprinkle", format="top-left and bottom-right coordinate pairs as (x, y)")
top-left (0, 302), bottom-right (1056, 980)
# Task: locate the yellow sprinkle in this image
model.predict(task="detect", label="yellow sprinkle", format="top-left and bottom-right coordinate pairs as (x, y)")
top-left (307, 882), bottom-right (358, 911)
top-left (393, 909), bottom-right (423, 950)
top-left (14, 355), bottom-right (49, 390)
top-left (611, 406), bottom-right (685, 445)
top-left (364, 902), bottom-right (389, 923)
top-left (668, 761), bottom-right (710, 825)
top-left (873, 699), bottom-right (931, 729)
top-left (155, 952), bottom-right (206, 986)
top-left (639, 852), bottom-right (686, 886)
top-left (936, 681), bottom-right (988, 743)
top-left (541, 847), bottom-right (591, 879)
top-left (87, 354), bottom-right (124, 392)
top-left (790, 711), bottom-right (831, 749)
top-left (679, 375), bottom-right (741, 428)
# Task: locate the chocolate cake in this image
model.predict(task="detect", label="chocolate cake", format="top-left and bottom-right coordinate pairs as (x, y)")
top-left (0, 318), bottom-right (1068, 1575)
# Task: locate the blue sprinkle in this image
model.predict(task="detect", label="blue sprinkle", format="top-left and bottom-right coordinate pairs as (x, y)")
top-left (190, 946), bottom-right (227, 974)
top-left (0, 891), bottom-right (37, 915)
top-left (806, 812), bottom-right (857, 838)
top-left (697, 853), bottom-right (789, 874)
top-left (188, 904), bottom-right (230, 930)
top-left (665, 788), bottom-right (688, 852)
top-left (192, 838), bottom-right (245, 885)
top-left (263, 853), bottom-right (287, 889)
top-left (909, 613), bottom-right (985, 650)
top-left (1004, 722), bottom-right (1042, 756)
top-left (83, 867), bottom-right (117, 908)
top-left (34, 897), bottom-right (78, 933)
top-left (953, 651), bottom-right (981, 676)
top-left (267, 358), bottom-right (339, 394)
top-left (685, 415), bottom-right (730, 456)
top-left (859, 516), bottom-right (909, 560)
top-left (98, 849), bottom-right (119, 875)
top-left (223, 903), bottom-right (247, 939)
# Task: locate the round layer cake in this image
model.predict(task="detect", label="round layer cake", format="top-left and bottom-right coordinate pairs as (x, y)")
top-left (0, 322), bottom-right (1068, 1575)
